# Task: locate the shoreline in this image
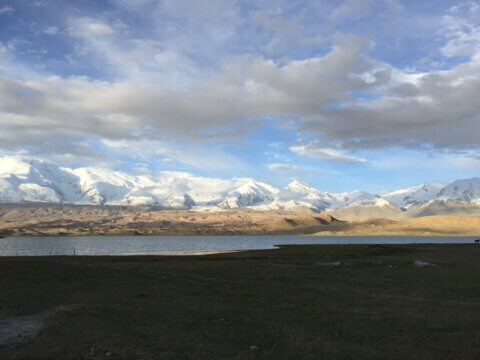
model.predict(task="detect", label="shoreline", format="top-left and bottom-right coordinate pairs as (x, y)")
top-left (1, 232), bottom-right (480, 238)
top-left (117, 250), bottom-right (245, 256)
top-left (1, 241), bottom-right (479, 258)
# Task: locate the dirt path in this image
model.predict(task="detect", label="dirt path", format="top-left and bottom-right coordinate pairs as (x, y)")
top-left (0, 304), bottom-right (79, 347)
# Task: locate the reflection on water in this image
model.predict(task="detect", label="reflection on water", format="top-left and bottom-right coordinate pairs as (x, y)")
top-left (0, 235), bottom-right (477, 256)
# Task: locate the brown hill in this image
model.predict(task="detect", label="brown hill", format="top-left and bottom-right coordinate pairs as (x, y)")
top-left (1, 204), bottom-right (480, 237)
top-left (314, 215), bottom-right (480, 236)
top-left (407, 200), bottom-right (480, 217)
top-left (331, 201), bottom-right (405, 221)
top-left (0, 204), bottom-right (339, 236)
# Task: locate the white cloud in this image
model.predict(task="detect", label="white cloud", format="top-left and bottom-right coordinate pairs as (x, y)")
top-left (101, 139), bottom-right (248, 173)
top-left (115, 0), bottom-right (152, 9)
top-left (0, 44), bottom-right (8, 58)
top-left (290, 143), bottom-right (367, 163)
top-left (303, 52), bottom-right (480, 151)
top-left (66, 16), bottom-right (200, 88)
top-left (2, 3), bottom-right (480, 165)
top-left (383, 0), bottom-right (404, 11)
top-left (441, 2), bottom-right (480, 57)
top-left (331, 0), bottom-right (374, 21)
top-left (0, 6), bottom-right (14, 15)
top-left (251, 11), bottom-right (299, 35)
top-left (44, 26), bottom-right (59, 35)
top-left (441, 17), bottom-right (480, 57)
top-left (267, 163), bottom-right (298, 172)
top-left (2, 24), bottom-right (480, 160)
top-left (372, 151), bottom-right (480, 172)
top-left (0, 38), bottom-right (377, 156)
top-left (68, 18), bottom-right (115, 37)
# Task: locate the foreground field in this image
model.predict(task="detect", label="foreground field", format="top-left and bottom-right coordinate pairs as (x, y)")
top-left (1, 244), bottom-right (479, 359)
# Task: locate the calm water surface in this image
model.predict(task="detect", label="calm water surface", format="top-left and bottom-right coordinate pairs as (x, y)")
top-left (0, 235), bottom-right (478, 256)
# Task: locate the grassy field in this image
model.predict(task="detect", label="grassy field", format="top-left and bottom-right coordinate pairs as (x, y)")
top-left (1, 244), bottom-right (480, 359)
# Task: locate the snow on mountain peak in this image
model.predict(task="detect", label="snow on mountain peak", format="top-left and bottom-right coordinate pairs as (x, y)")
top-left (285, 179), bottom-right (318, 193)
top-left (332, 190), bottom-right (377, 206)
top-left (219, 179), bottom-right (279, 209)
top-left (383, 182), bottom-right (445, 208)
top-left (356, 197), bottom-right (392, 207)
top-left (277, 180), bottom-right (336, 210)
top-left (235, 179), bottom-right (279, 195)
top-left (435, 178), bottom-right (480, 203)
top-left (0, 157), bottom-right (35, 178)
top-left (0, 156), bottom-right (479, 214)
top-left (0, 156), bottom-right (85, 203)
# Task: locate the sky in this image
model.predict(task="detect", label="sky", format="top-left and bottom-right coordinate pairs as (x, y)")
top-left (1, 0), bottom-right (480, 193)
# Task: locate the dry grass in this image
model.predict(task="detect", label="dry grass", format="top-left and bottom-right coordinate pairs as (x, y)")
top-left (0, 244), bottom-right (479, 359)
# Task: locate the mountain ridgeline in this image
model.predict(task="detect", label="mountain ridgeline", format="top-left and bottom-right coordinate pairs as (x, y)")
top-left (1, 157), bottom-right (480, 219)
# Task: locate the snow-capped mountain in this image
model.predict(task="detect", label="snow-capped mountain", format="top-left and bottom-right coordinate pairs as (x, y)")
top-left (0, 158), bottom-right (378, 211)
top-left (1, 156), bottom-right (480, 217)
top-left (218, 180), bottom-right (279, 209)
top-left (276, 180), bottom-right (337, 210)
top-left (0, 157), bottom-right (85, 203)
top-left (331, 198), bottom-right (403, 221)
top-left (65, 167), bottom-right (138, 205)
top-left (250, 180), bottom-right (379, 212)
top-left (276, 180), bottom-right (378, 210)
top-left (330, 190), bottom-right (378, 207)
top-left (434, 178), bottom-right (480, 204)
top-left (382, 183), bottom-right (445, 208)
top-left (0, 157), bottom-right (281, 209)
top-left (407, 178), bottom-right (480, 217)
top-left (0, 157), bottom-right (206, 208)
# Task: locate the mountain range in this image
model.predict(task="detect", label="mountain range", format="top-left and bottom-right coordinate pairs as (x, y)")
top-left (1, 156), bottom-right (480, 219)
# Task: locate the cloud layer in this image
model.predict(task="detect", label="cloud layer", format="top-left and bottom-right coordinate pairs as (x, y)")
top-left (1, 0), bottom-right (480, 184)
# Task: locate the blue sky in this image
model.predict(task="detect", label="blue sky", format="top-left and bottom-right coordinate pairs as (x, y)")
top-left (1, 0), bottom-right (480, 192)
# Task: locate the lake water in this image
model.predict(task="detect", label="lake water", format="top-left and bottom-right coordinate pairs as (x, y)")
top-left (0, 235), bottom-right (478, 256)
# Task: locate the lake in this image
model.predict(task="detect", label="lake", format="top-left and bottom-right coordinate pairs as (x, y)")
top-left (0, 235), bottom-right (478, 256)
